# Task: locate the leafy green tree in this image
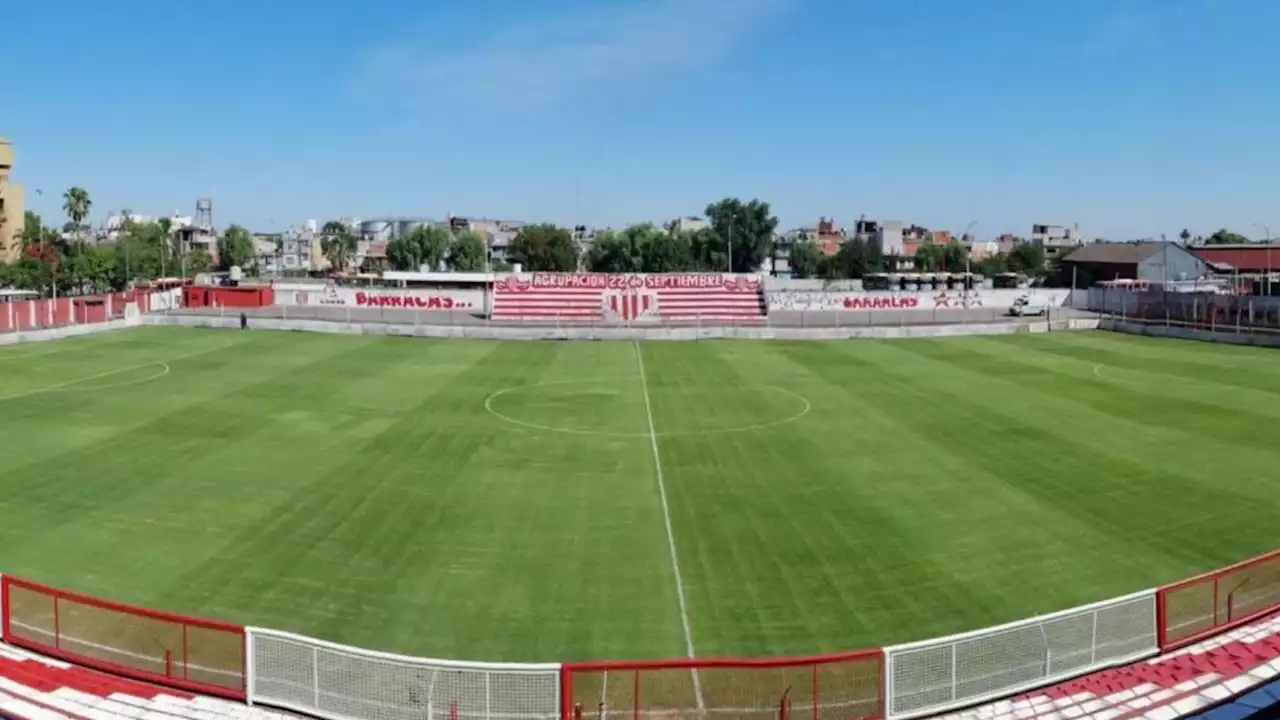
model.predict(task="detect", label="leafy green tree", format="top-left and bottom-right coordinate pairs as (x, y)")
top-left (509, 223), bottom-right (579, 271)
top-left (642, 229), bottom-right (693, 273)
top-left (448, 230), bottom-right (488, 271)
top-left (789, 240), bottom-right (822, 279)
top-left (824, 238), bottom-right (883, 279)
top-left (703, 198), bottom-right (778, 272)
top-left (387, 226), bottom-right (452, 272)
top-left (185, 247), bottom-right (213, 275)
top-left (1206, 229), bottom-right (1250, 245)
top-left (942, 241), bottom-right (968, 272)
top-left (914, 242), bottom-right (942, 272)
top-left (1179, 228), bottom-right (1192, 245)
top-left (217, 224), bottom-right (256, 271)
top-left (1008, 241), bottom-right (1047, 275)
top-left (583, 229), bottom-right (635, 273)
top-left (320, 221), bottom-right (357, 272)
top-left (19, 211), bottom-right (56, 250)
top-left (974, 252), bottom-right (1008, 278)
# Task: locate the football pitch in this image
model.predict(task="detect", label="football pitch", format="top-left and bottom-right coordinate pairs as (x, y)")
top-left (0, 327), bottom-right (1277, 665)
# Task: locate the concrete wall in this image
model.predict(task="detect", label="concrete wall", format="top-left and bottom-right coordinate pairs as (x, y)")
top-left (0, 317), bottom-right (136, 347)
top-left (147, 312), bottom-right (1099, 341)
top-left (1100, 317), bottom-right (1280, 349)
top-left (766, 288), bottom-right (1078, 312)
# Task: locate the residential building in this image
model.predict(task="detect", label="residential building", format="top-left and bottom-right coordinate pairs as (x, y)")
top-left (0, 137), bottom-right (24, 263)
top-left (449, 216), bottom-right (527, 266)
top-left (669, 216), bottom-right (708, 234)
top-left (1060, 242), bottom-right (1208, 286)
top-left (1031, 223), bottom-right (1090, 260)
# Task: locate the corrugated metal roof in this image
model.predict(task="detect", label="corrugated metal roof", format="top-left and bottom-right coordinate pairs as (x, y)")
top-left (1062, 242), bottom-right (1165, 264)
top-left (1190, 245), bottom-right (1280, 270)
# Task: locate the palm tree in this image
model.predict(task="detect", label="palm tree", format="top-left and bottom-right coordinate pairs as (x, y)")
top-left (62, 187), bottom-right (91, 243)
top-left (320, 221), bottom-right (356, 272)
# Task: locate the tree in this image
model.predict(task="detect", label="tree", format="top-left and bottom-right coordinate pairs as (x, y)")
top-left (217, 224), bottom-right (256, 271)
top-left (942, 241), bottom-right (968, 272)
top-left (583, 229), bottom-right (637, 273)
top-left (703, 198), bottom-right (778, 272)
top-left (1205, 228), bottom-right (1250, 245)
top-left (1179, 228), bottom-right (1192, 245)
top-left (642, 230), bottom-right (693, 273)
top-left (1007, 241), bottom-right (1046, 275)
top-left (62, 187), bottom-right (92, 241)
top-left (448, 230), bottom-right (488, 271)
top-left (974, 252), bottom-right (1008, 278)
top-left (185, 247), bottom-right (213, 275)
top-left (509, 223), bottom-right (579, 271)
top-left (387, 226), bottom-right (452, 272)
top-left (320, 221), bottom-right (357, 272)
top-left (789, 240), bottom-right (822, 279)
top-left (914, 242), bottom-right (943, 272)
top-left (823, 237), bottom-right (883, 279)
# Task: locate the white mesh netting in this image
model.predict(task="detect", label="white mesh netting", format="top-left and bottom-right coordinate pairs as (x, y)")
top-left (247, 628), bottom-right (561, 720)
top-left (884, 590), bottom-right (1157, 719)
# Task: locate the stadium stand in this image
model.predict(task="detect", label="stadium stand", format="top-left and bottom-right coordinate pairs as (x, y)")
top-left (0, 642), bottom-right (287, 720)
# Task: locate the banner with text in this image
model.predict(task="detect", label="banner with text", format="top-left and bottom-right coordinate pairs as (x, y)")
top-left (279, 285), bottom-right (485, 311)
top-left (767, 289), bottom-right (1073, 312)
top-left (492, 273), bottom-right (766, 322)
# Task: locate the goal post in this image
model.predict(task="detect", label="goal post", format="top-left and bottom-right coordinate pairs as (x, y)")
top-left (560, 649), bottom-right (884, 720)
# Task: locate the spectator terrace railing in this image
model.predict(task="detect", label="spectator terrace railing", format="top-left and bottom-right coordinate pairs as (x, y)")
top-left (0, 549), bottom-right (1277, 720)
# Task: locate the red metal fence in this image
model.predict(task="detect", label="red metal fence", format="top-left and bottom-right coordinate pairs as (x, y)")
top-left (0, 576), bottom-right (246, 699)
top-left (1156, 548), bottom-right (1280, 651)
top-left (561, 650), bottom-right (883, 720)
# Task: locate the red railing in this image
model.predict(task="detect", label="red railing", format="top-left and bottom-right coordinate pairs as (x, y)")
top-left (561, 649), bottom-right (884, 720)
top-left (0, 576), bottom-right (246, 700)
top-left (1157, 548), bottom-right (1280, 651)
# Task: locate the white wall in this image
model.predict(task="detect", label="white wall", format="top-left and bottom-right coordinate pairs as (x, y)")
top-left (275, 286), bottom-right (488, 312)
top-left (767, 288), bottom-right (1074, 312)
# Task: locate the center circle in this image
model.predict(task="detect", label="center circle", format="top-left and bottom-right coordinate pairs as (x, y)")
top-left (484, 378), bottom-right (811, 437)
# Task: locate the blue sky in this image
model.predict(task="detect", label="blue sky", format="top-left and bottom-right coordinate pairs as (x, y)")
top-left (6, 0), bottom-right (1280, 240)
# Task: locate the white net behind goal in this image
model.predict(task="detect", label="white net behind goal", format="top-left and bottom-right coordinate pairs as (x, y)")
top-left (884, 590), bottom-right (1157, 719)
top-left (247, 628), bottom-right (561, 720)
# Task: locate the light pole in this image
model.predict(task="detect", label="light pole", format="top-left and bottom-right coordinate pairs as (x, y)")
top-left (960, 221), bottom-right (978, 283)
top-left (1253, 223), bottom-right (1272, 295)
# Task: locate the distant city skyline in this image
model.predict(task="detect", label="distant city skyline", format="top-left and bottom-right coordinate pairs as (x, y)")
top-left (7, 0), bottom-right (1280, 242)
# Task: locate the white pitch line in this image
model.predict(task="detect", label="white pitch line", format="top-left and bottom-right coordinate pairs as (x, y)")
top-left (0, 341), bottom-right (236, 404)
top-left (632, 341), bottom-right (704, 712)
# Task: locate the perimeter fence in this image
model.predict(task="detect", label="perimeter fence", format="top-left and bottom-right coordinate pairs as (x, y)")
top-left (0, 549), bottom-right (1276, 719)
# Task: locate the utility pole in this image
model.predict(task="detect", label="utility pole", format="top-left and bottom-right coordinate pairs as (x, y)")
top-left (727, 216), bottom-right (735, 273)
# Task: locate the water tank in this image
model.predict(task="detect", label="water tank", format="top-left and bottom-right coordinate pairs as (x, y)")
top-left (360, 220), bottom-right (391, 242)
top-left (396, 219), bottom-right (426, 238)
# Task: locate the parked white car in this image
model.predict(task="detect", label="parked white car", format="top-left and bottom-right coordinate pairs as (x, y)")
top-left (1008, 294), bottom-right (1051, 316)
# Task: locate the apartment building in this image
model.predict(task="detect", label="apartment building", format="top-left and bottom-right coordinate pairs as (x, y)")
top-left (1031, 223), bottom-right (1089, 259)
top-left (0, 137), bottom-right (24, 263)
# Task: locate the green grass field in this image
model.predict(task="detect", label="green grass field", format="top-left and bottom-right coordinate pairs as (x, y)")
top-left (0, 327), bottom-right (1277, 666)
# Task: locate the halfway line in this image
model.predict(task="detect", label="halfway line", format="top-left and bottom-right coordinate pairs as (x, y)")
top-left (632, 341), bottom-right (705, 711)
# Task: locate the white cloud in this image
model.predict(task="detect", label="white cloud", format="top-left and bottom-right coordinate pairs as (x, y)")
top-left (363, 0), bottom-right (792, 111)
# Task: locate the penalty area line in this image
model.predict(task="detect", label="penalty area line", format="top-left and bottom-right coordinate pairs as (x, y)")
top-left (632, 341), bottom-right (705, 712)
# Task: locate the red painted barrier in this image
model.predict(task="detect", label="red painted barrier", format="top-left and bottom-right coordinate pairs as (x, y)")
top-left (1157, 549), bottom-right (1280, 651)
top-left (0, 576), bottom-right (246, 700)
top-left (561, 650), bottom-right (884, 720)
